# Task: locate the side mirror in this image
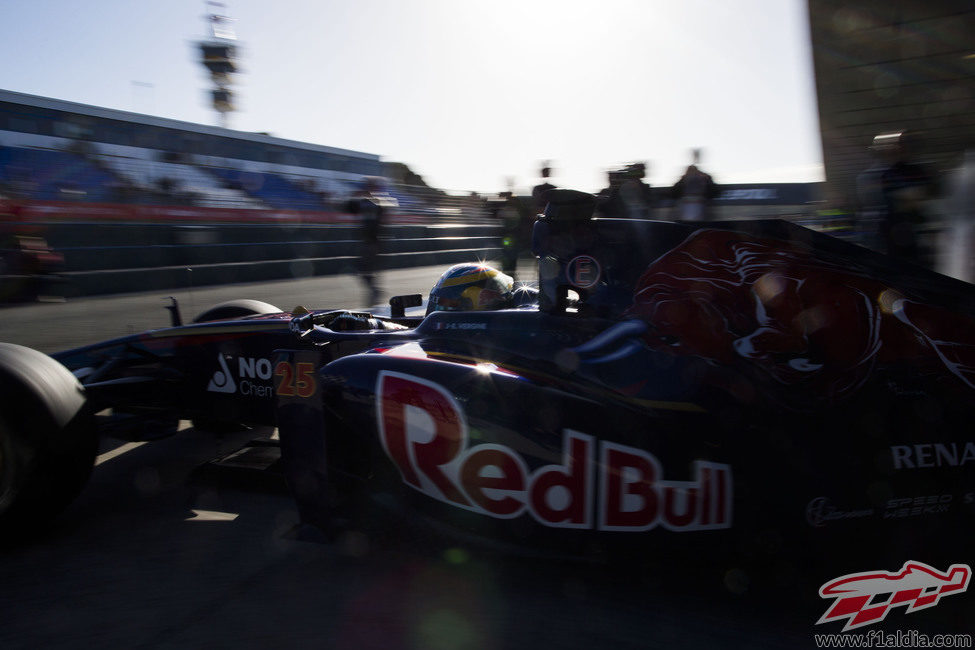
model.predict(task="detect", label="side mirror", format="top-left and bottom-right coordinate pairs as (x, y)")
top-left (389, 293), bottom-right (423, 318)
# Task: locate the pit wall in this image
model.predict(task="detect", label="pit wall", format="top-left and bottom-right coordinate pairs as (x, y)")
top-left (0, 200), bottom-right (502, 296)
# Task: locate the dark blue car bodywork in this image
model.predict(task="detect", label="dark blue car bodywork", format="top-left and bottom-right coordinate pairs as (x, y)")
top-left (45, 198), bottom-right (975, 583)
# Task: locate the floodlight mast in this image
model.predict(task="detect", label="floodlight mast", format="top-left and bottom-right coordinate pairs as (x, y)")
top-left (198, 1), bottom-right (238, 129)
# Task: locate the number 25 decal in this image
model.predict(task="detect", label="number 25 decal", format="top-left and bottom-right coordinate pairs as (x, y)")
top-left (275, 361), bottom-right (316, 398)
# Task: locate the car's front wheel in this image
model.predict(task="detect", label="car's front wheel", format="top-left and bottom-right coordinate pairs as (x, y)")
top-left (192, 299), bottom-right (281, 323)
top-left (0, 343), bottom-right (98, 538)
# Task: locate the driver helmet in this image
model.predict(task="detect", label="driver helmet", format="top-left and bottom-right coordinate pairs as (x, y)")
top-left (426, 263), bottom-right (515, 315)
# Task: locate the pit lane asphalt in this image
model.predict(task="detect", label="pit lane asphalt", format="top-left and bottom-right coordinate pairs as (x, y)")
top-left (0, 264), bottom-right (467, 354)
top-left (0, 264), bottom-right (829, 649)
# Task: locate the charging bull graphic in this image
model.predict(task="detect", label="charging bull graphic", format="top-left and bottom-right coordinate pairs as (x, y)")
top-left (817, 561), bottom-right (971, 631)
top-left (624, 230), bottom-right (975, 409)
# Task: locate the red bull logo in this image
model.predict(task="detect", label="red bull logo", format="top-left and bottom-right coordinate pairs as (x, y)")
top-left (817, 561), bottom-right (971, 631)
top-left (376, 371), bottom-right (732, 532)
top-left (626, 229), bottom-right (975, 409)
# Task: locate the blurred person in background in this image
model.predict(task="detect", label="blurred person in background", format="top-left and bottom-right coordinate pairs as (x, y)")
top-left (874, 132), bottom-right (937, 267)
top-left (597, 163), bottom-right (653, 219)
top-left (522, 163), bottom-right (555, 271)
top-left (596, 168), bottom-right (626, 217)
top-left (672, 148), bottom-right (719, 221)
top-left (531, 161), bottom-right (557, 214)
top-left (345, 177), bottom-right (389, 306)
top-left (496, 178), bottom-right (532, 278)
top-left (618, 161), bottom-right (654, 219)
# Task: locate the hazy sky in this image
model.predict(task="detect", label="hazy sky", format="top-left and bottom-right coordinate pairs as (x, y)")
top-left (1, 0), bottom-right (824, 193)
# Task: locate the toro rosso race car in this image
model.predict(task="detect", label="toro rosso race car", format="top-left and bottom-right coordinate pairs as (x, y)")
top-left (2, 190), bottom-right (974, 581)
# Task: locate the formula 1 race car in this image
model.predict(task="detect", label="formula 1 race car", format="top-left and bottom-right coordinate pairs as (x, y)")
top-left (0, 295), bottom-right (415, 534)
top-left (3, 190), bottom-right (974, 585)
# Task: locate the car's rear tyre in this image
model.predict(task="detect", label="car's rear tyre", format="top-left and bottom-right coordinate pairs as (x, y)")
top-left (192, 299), bottom-right (281, 323)
top-left (0, 343), bottom-right (98, 538)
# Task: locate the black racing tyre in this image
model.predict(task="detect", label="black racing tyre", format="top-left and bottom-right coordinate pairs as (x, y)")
top-left (192, 299), bottom-right (281, 323)
top-left (0, 343), bottom-right (98, 537)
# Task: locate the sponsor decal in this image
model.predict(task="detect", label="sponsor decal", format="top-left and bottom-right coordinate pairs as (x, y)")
top-left (807, 494), bottom-right (958, 526)
top-left (806, 497), bottom-right (874, 528)
top-left (206, 354), bottom-right (236, 393)
top-left (883, 494), bottom-right (952, 520)
top-left (566, 255), bottom-right (601, 290)
top-left (817, 561), bottom-right (970, 632)
top-left (206, 354), bottom-right (275, 398)
top-left (890, 442), bottom-right (975, 469)
top-left (376, 371), bottom-right (732, 532)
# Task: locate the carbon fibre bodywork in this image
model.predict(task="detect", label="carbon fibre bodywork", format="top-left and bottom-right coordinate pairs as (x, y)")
top-left (50, 310), bottom-right (414, 437)
top-left (32, 197), bottom-right (975, 575)
top-left (273, 196), bottom-right (975, 575)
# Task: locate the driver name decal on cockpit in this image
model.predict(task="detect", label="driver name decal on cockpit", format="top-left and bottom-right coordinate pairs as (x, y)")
top-left (433, 321), bottom-right (488, 331)
top-left (376, 371), bottom-right (732, 532)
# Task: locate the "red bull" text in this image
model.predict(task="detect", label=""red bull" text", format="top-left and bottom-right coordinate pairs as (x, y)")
top-left (376, 371), bottom-right (732, 532)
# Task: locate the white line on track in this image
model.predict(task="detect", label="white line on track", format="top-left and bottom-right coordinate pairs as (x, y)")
top-left (185, 509), bottom-right (239, 522)
top-left (95, 441), bottom-right (148, 465)
top-left (94, 420), bottom-right (195, 466)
